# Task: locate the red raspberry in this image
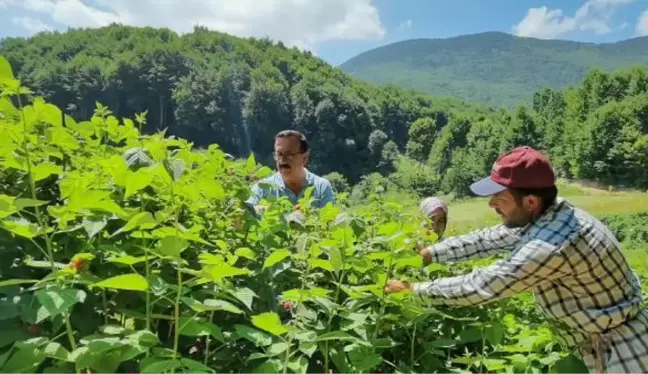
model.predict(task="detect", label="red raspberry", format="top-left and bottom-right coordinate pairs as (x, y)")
top-left (282, 301), bottom-right (292, 311)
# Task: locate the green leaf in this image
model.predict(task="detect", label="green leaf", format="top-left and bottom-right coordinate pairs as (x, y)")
top-left (125, 168), bottom-right (154, 198)
top-left (13, 198), bottom-right (49, 209)
top-left (326, 246), bottom-right (343, 273)
top-left (235, 247), bottom-right (257, 261)
top-left (156, 236), bottom-right (189, 258)
top-left (287, 356), bottom-right (309, 374)
top-left (203, 299), bottom-right (244, 315)
top-left (234, 324), bottom-right (273, 347)
top-left (459, 326), bottom-right (482, 343)
top-left (1, 345), bottom-right (47, 373)
top-left (1, 218), bottom-right (41, 239)
top-left (107, 255), bottom-right (147, 266)
top-left (263, 249), bottom-right (291, 270)
top-left (553, 354), bottom-right (588, 373)
top-left (0, 56), bottom-right (14, 80)
top-left (82, 217), bottom-right (107, 239)
top-left (46, 127), bottom-right (79, 150)
top-left (251, 312), bottom-right (287, 336)
top-left (95, 274), bottom-right (149, 292)
top-left (347, 345), bottom-right (382, 372)
top-left (0, 279), bottom-right (39, 288)
top-left (484, 322), bottom-right (505, 346)
top-left (0, 194), bottom-right (17, 219)
top-left (141, 359), bottom-right (182, 373)
top-left (178, 317), bottom-right (224, 342)
top-left (180, 358), bottom-right (215, 373)
top-left (34, 287), bottom-right (86, 324)
top-left (229, 287), bottom-right (257, 310)
top-left (115, 212), bottom-right (157, 235)
top-left (314, 331), bottom-right (364, 344)
top-left (31, 162), bottom-right (63, 182)
top-left (203, 263), bottom-right (251, 282)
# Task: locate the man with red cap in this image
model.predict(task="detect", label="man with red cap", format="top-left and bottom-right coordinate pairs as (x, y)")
top-left (386, 146), bottom-right (648, 373)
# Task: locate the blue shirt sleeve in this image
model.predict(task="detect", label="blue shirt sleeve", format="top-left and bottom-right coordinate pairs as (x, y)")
top-left (319, 181), bottom-right (336, 207)
top-left (246, 182), bottom-right (263, 206)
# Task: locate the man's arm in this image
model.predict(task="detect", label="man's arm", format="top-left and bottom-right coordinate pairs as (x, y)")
top-left (410, 239), bottom-right (567, 307)
top-left (319, 181), bottom-right (336, 207)
top-left (423, 224), bottom-right (522, 264)
top-left (245, 183), bottom-right (262, 206)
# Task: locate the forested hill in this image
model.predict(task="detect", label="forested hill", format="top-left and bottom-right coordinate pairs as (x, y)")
top-left (340, 32), bottom-right (648, 108)
top-left (0, 24), bottom-right (487, 184)
top-left (2, 25), bottom-right (648, 199)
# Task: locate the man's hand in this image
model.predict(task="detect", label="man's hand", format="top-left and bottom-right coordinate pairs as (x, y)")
top-left (418, 246), bottom-right (433, 263)
top-left (384, 280), bottom-right (412, 294)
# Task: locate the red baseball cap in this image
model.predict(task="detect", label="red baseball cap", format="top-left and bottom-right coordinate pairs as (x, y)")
top-left (470, 146), bottom-right (556, 196)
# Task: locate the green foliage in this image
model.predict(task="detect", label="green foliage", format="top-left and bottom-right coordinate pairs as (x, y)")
top-left (0, 60), bottom-right (577, 373)
top-left (0, 25), bottom-right (487, 186)
top-left (341, 31), bottom-right (648, 108)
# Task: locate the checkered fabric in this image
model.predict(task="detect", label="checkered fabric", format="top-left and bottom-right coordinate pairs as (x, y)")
top-left (413, 197), bottom-right (648, 373)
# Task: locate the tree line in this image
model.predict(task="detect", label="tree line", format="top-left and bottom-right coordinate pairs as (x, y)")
top-left (1, 24), bottom-right (647, 198)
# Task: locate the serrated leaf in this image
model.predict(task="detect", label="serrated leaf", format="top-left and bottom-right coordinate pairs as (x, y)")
top-left (141, 359), bottom-right (182, 373)
top-left (95, 274), bottom-right (148, 292)
top-left (251, 312), bottom-right (287, 336)
top-left (263, 249), bottom-right (291, 270)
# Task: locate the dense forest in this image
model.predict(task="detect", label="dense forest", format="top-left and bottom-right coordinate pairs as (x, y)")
top-left (341, 31), bottom-right (648, 108)
top-left (0, 24), bottom-right (486, 185)
top-left (1, 25), bottom-right (648, 200)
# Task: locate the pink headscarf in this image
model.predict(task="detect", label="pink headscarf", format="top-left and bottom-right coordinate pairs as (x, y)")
top-left (419, 197), bottom-right (448, 217)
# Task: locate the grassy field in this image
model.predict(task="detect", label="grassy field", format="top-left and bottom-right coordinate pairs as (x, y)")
top-left (445, 180), bottom-right (648, 234)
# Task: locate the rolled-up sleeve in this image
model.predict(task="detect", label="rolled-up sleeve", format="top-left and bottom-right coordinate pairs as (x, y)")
top-left (428, 224), bottom-right (522, 263)
top-left (413, 239), bottom-right (568, 306)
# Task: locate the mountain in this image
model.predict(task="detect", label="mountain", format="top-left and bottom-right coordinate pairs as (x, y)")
top-left (340, 31), bottom-right (648, 108)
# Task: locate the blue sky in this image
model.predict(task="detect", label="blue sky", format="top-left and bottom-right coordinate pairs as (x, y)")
top-left (1, 0), bottom-right (647, 65)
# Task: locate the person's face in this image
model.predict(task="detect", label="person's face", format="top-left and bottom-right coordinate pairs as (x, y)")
top-left (488, 190), bottom-right (538, 228)
top-left (273, 136), bottom-right (308, 181)
top-left (426, 208), bottom-right (447, 238)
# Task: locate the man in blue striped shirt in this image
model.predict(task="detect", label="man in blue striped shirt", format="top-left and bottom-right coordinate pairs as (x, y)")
top-left (246, 130), bottom-right (335, 212)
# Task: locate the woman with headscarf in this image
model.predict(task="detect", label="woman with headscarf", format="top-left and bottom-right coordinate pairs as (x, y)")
top-left (419, 197), bottom-right (448, 240)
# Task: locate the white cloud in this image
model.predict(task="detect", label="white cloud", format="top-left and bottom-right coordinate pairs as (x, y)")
top-left (399, 19), bottom-right (412, 30)
top-left (12, 16), bottom-right (54, 33)
top-left (513, 0), bottom-right (636, 39)
top-left (4, 0), bottom-right (386, 51)
top-left (637, 9), bottom-right (648, 36)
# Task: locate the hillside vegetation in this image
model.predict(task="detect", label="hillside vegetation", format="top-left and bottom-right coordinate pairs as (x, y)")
top-left (0, 24), bottom-right (486, 185)
top-left (4, 54), bottom-right (648, 373)
top-left (340, 32), bottom-right (648, 108)
top-left (1, 25), bottom-right (647, 202)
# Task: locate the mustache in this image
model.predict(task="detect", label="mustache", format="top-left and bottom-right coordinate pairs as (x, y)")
top-left (278, 163), bottom-right (292, 169)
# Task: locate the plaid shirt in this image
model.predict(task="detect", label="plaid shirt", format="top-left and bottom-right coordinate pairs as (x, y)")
top-left (413, 197), bottom-right (648, 373)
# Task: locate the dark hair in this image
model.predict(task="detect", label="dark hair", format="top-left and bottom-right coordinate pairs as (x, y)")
top-left (509, 185), bottom-right (558, 213)
top-left (275, 130), bottom-right (309, 153)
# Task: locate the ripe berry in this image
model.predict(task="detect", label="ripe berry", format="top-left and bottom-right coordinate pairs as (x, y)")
top-left (295, 204), bottom-right (301, 211)
top-left (27, 324), bottom-right (40, 335)
top-left (282, 301), bottom-right (292, 311)
top-left (69, 258), bottom-right (83, 270)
